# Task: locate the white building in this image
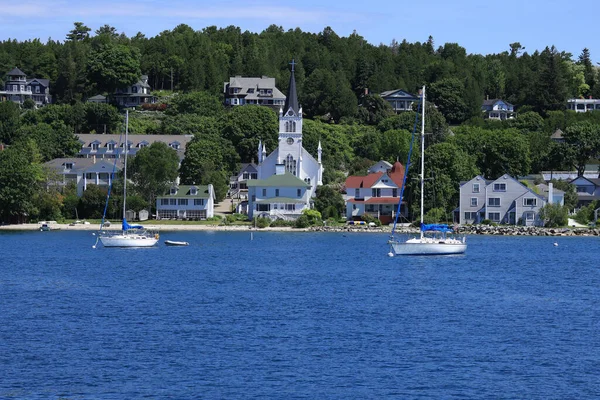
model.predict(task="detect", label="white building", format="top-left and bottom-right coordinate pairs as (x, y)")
top-left (567, 98), bottom-right (600, 112)
top-left (155, 184), bottom-right (215, 220)
top-left (247, 61), bottom-right (324, 220)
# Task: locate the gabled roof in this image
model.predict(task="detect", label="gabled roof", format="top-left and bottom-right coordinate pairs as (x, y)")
top-left (162, 185), bottom-right (211, 198)
top-left (550, 129), bottom-right (564, 140)
top-left (345, 172), bottom-right (383, 189)
top-left (247, 171), bottom-right (310, 188)
top-left (569, 176), bottom-right (600, 186)
top-left (482, 98), bottom-right (513, 107)
top-left (27, 78), bottom-right (49, 87)
top-left (379, 89), bottom-right (418, 100)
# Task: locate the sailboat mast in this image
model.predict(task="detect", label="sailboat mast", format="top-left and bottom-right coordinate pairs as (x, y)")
top-left (123, 110), bottom-right (128, 222)
top-left (420, 86), bottom-right (425, 239)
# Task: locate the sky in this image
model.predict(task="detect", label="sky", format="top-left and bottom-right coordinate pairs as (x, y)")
top-left (1, 0), bottom-right (599, 63)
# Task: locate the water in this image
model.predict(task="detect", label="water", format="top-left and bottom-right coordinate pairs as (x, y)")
top-left (1, 231), bottom-right (599, 399)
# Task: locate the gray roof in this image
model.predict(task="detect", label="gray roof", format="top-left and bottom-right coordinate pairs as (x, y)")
top-left (380, 89), bottom-right (418, 99)
top-left (27, 78), bottom-right (49, 87)
top-left (6, 67), bottom-right (26, 77)
top-left (224, 76), bottom-right (286, 101)
top-left (77, 134), bottom-right (193, 148)
top-left (550, 129), bottom-right (564, 140)
top-left (87, 95), bottom-right (107, 101)
top-left (284, 66), bottom-right (299, 114)
top-left (482, 98), bottom-right (513, 107)
top-left (45, 157), bottom-right (122, 174)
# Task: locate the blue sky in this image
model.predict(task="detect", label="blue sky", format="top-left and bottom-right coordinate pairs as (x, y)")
top-left (1, 0), bottom-right (598, 63)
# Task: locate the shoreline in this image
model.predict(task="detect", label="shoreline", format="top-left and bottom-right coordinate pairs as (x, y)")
top-left (1, 223), bottom-right (599, 236)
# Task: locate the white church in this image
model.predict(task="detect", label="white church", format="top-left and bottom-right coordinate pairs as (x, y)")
top-left (247, 61), bottom-right (324, 220)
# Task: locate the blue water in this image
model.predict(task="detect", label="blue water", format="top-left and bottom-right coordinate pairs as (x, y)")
top-left (1, 231), bottom-right (599, 399)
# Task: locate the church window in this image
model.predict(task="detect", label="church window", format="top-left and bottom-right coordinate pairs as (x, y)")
top-left (287, 137), bottom-right (294, 145)
top-left (284, 154), bottom-right (296, 175)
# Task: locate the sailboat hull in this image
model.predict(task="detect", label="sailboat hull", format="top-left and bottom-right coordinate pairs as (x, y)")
top-left (391, 240), bottom-right (466, 255)
top-left (100, 233), bottom-right (158, 247)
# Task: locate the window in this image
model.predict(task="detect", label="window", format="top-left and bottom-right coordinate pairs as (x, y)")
top-left (297, 189), bottom-right (301, 197)
top-left (284, 154), bottom-right (296, 175)
top-left (169, 199), bottom-right (176, 205)
top-left (243, 172), bottom-right (249, 180)
top-left (470, 198), bottom-right (478, 207)
top-left (524, 211), bottom-right (535, 221)
top-left (107, 143), bottom-right (115, 151)
top-left (91, 143), bottom-right (99, 150)
top-left (190, 188), bottom-right (197, 195)
top-left (160, 199), bottom-right (169, 205)
top-left (489, 212), bottom-right (500, 222)
top-left (178, 199), bottom-right (188, 206)
top-left (488, 197), bottom-right (500, 207)
top-left (250, 173), bottom-right (257, 180)
top-left (523, 198), bottom-right (537, 206)
top-left (35, 86), bottom-right (40, 93)
top-left (464, 212), bottom-right (477, 220)
top-left (85, 173), bottom-right (94, 180)
top-left (170, 143), bottom-right (180, 150)
top-left (262, 189), bottom-right (267, 196)
top-left (355, 189), bottom-right (360, 198)
top-left (493, 183), bottom-right (506, 192)
top-left (252, 195), bottom-right (256, 201)
top-left (65, 163), bottom-right (73, 170)
top-left (170, 188), bottom-right (177, 195)
top-left (393, 188), bottom-right (398, 197)
top-left (576, 186), bottom-right (587, 193)
top-left (372, 188), bottom-right (381, 197)
top-left (194, 199), bottom-right (204, 206)
top-left (275, 189), bottom-right (279, 197)
top-left (473, 183), bottom-right (480, 193)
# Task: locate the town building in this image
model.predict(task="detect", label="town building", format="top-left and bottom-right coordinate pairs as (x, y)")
top-left (45, 157), bottom-right (120, 197)
top-left (0, 67), bottom-right (51, 107)
top-left (223, 76), bottom-right (286, 110)
top-left (343, 160), bottom-right (407, 225)
top-left (457, 174), bottom-right (563, 226)
top-left (379, 89), bottom-right (419, 113)
top-left (482, 99), bottom-right (515, 120)
top-left (155, 184), bottom-right (215, 220)
top-left (112, 75), bottom-right (157, 108)
top-left (567, 98), bottom-right (600, 112)
top-left (568, 176), bottom-right (600, 207)
top-left (76, 134), bottom-right (192, 161)
top-left (246, 61), bottom-right (324, 220)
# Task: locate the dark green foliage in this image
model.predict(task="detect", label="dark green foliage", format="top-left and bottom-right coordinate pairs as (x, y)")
top-left (539, 203), bottom-right (568, 227)
top-left (87, 42), bottom-right (141, 94)
top-left (165, 91), bottom-right (224, 117)
top-left (563, 121), bottom-right (600, 176)
top-left (16, 122), bottom-right (80, 162)
top-left (550, 179), bottom-right (578, 211)
top-left (0, 101), bottom-right (21, 144)
top-left (314, 186), bottom-right (345, 219)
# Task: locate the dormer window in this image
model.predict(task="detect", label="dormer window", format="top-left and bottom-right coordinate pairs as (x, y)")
top-left (170, 187), bottom-right (177, 195)
top-left (169, 142), bottom-right (180, 150)
top-left (190, 187), bottom-right (198, 196)
top-left (107, 143), bottom-right (115, 151)
top-left (65, 162), bottom-right (73, 170)
top-left (91, 143), bottom-right (99, 151)
top-left (132, 86), bottom-right (138, 93)
top-left (138, 141), bottom-right (148, 148)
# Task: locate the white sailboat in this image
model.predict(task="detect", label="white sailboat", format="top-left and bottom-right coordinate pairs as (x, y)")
top-left (388, 86), bottom-right (466, 256)
top-left (96, 111), bottom-right (159, 248)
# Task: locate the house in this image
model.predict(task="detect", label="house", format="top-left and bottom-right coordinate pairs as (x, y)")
top-left (87, 94), bottom-right (108, 104)
top-left (45, 157), bottom-right (120, 197)
top-left (368, 160), bottom-right (393, 174)
top-left (458, 174), bottom-right (558, 226)
top-left (223, 76), bottom-right (286, 110)
top-left (567, 98), bottom-right (600, 113)
top-left (550, 128), bottom-right (564, 142)
top-left (111, 75), bottom-right (156, 108)
top-left (0, 67), bottom-right (51, 107)
top-left (229, 163), bottom-right (258, 200)
top-left (379, 89), bottom-right (419, 113)
top-left (344, 161), bottom-right (407, 225)
top-left (247, 170), bottom-right (311, 220)
top-left (482, 99), bottom-right (515, 120)
top-left (156, 184), bottom-right (215, 220)
top-left (76, 134), bottom-right (193, 161)
top-left (247, 61), bottom-right (324, 220)
top-left (568, 176), bottom-right (600, 207)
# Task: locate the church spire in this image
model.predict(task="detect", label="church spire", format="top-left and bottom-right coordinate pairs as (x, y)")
top-left (283, 59), bottom-right (299, 115)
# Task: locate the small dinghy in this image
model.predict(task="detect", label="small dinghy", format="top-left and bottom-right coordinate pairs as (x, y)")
top-left (164, 240), bottom-right (189, 246)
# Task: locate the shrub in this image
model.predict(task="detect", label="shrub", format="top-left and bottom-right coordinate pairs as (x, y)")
top-left (269, 218), bottom-right (295, 227)
top-left (294, 214), bottom-right (310, 228)
top-left (360, 214), bottom-right (381, 226)
top-left (539, 203), bottom-right (568, 227)
top-left (423, 207), bottom-right (446, 224)
top-left (254, 217), bottom-right (271, 228)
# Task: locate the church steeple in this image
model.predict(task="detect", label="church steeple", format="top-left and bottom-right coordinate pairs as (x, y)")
top-left (283, 59), bottom-right (299, 115)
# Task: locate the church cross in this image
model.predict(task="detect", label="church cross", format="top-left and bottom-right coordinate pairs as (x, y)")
top-left (289, 59), bottom-right (296, 72)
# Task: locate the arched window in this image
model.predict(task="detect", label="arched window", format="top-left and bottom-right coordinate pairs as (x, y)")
top-left (284, 154), bottom-right (296, 175)
top-left (291, 121), bottom-right (296, 132)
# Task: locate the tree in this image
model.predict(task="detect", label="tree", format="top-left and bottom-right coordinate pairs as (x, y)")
top-left (66, 22), bottom-right (91, 41)
top-left (356, 94), bottom-right (394, 125)
top-left (87, 42), bottom-right (141, 94)
top-left (0, 140), bottom-right (44, 223)
top-left (550, 179), bottom-right (578, 211)
top-left (563, 121), bottom-right (600, 176)
top-left (165, 91), bottom-right (224, 117)
top-left (128, 142), bottom-right (180, 210)
top-left (428, 78), bottom-right (471, 124)
top-left (314, 186), bottom-right (345, 219)
top-left (16, 122), bottom-right (80, 162)
top-left (222, 105), bottom-right (278, 162)
top-left (539, 203), bottom-right (568, 227)
top-left (0, 101), bottom-right (21, 144)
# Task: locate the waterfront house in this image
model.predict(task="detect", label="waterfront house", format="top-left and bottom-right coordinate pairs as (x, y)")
top-left (45, 157), bottom-right (120, 197)
top-left (482, 99), bottom-right (515, 120)
top-left (223, 76), bottom-right (286, 110)
top-left (569, 176), bottom-right (600, 207)
top-left (229, 163), bottom-right (258, 200)
top-left (156, 184), bottom-right (215, 220)
top-left (379, 89), bottom-right (419, 113)
top-left (344, 161), bottom-right (408, 225)
top-left (458, 174), bottom-right (558, 226)
top-left (0, 67), bottom-right (51, 107)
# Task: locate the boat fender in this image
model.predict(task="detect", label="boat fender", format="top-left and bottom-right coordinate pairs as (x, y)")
top-left (155, 233), bottom-right (160, 240)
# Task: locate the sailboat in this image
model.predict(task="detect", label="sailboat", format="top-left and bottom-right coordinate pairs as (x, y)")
top-left (388, 86), bottom-right (466, 256)
top-left (96, 111), bottom-right (159, 248)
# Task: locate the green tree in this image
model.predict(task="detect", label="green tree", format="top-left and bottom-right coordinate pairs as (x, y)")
top-left (66, 22), bottom-right (91, 41)
top-left (17, 122), bottom-right (80, 161)
top-left (0, 101), bottom-right (21, 144)
top-left (539, 203), bottom-right (568, 227)
top-left (428, 78), bottom-right (470, 124)
top-left (128, 142), bottom-right (180, 210)
top-left (87, 42), bottom-right (141, 94)
top-left (314, 186), bottom-right (345, 219)
top-left (222, 105), bottom-right (278, 162)
top-left (563, 121), bottom-right (600, 176)
top-left (165, 91), bottom-right (224, 117)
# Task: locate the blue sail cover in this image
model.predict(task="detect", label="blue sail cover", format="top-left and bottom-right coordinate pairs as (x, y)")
top-left (122, 218), bottom-right (144, 231)
top-left (421, 223), bottom-right (454, 233)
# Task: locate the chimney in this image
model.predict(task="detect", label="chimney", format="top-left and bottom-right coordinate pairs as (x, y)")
top-left (548, 182), bottom-right (553, 204)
